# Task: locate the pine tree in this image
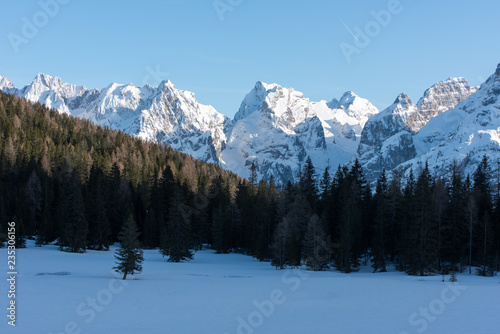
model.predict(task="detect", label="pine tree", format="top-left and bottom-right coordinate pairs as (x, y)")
top-left (114, 215), bottom-right (144, 280)
top-left (107, 163), bottom-right (132, 241)
top-left (318, 166), bottom-right (331, 216)
top-left (86, 165), bottom-right (111, 250)
top-left (472, 156), bottom-right (495, 276)
top-left (372, 170), bottom-right (388, 272)
top-left (25, 170), bottom-right (42, 238)
top-left (60, 170), bottom-right (88, 253)
top-left (159, 184), bottom-right (194, 262)
top-left (249, 162), bottom-right (258, 187)
top-left (406, 163), bottom-right (438, 276)
top-left (271, 216), bottom-right (291, 269)
top-left (398, 169), bottom-right (416, 271)
top-left (299, 156), bottom-right (317, 209)
top-left (302, 214), bottom-right (330, 271)
top-left (444, 162), bottom-right (467, 279)
top-left (465, 175), bottom-right (477, 274)
top-left (210, 176), bottom-right (233, 253)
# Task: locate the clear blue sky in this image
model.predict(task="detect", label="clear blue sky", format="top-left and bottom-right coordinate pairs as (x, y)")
top-left (1, 0), bottom-right (499, 118)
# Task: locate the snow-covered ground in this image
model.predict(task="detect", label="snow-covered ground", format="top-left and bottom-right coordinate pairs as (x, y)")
top-left (1, 241), bottom-right (499, 334)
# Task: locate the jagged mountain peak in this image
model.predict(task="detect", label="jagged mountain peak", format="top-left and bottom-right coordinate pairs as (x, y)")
top-left (0, 75), bottom-right (15, 90)
top-left (339, 90), bottom-right (357, 102)
top-left (393, 92), bottom-right (413, 106)
top-left (334, 90), bottom-right (379, 127)
top-left (414, 77), bottom-right (476, 128)
top-left (254, 80), bottom-right (281, 92)
top-left (31, 73), bottom-right (86, 92)
top-left (158, 79), bottom-right (176, 91)
top-left (234, 81), bottom-right (305, 122)
top-left (398, 62), bottom-right (500, 180)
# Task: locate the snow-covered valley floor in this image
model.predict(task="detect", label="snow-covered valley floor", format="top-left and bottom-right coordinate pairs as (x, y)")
top-left (1, 241), bottom-right (499, 334)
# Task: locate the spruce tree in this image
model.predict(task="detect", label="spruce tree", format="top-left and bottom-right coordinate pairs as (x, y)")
top-left (406, 163), bottom-right (438, 276)
top-left (25, 170), bottom-right (42, 238)
top-left (372, 170), bottom-right (388, 272)
top-left (299, 156), bottom-right (317, 209)
top-left (114, 215), bottom-right (144, 280)
top-left (86, 165), bottom-right (111, 250)
top-left (210, 176), bottom-right (233, 253)
top-left (445, 162), bottom-right (467, 279)
top-left (472, 156), bottom-right (495, 276)
top-left (302, 214), bottom-right (330, 271)
top-left (271, 216), bottom-right (291, 269)
top-left (159, 184), bottom-right (194, 262)
top-left (60, 170), bottom-right (88, 253)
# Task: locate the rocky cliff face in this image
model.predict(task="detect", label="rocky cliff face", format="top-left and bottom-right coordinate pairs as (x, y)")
top-left (399, 63), bottom-right (500, 179)
top-left (0, 74), bottom-right (230, 164)
top-left (3, 65), bottom-right (497, 185)
top-left (356, 77), bottom-right (478, 181)
top-left (223, 81), bottom-right (378, 181)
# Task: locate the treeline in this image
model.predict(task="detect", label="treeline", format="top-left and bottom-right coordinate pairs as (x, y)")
top-left (0, 91), bottom-right (241, 255)
top-left (0, 91), bottom-right (499, 277)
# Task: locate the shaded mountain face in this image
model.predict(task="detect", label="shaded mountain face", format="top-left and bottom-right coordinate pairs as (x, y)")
top-left (223, 81), bottom-right (379, 181)
top-left (398, 63), bottom-right (500, 179)
top-left (356, 77), bottom-right (478, 181)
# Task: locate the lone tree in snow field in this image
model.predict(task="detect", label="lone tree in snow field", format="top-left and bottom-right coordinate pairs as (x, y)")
top-left (114, 215), bottom-right (144, 280)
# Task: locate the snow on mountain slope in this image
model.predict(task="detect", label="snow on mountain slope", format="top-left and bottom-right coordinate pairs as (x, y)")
top-left (3, 74), bottom-right (376, 181)
top-left (397, 63), bottom-right (500, 179)
top-left (223, 82), bottom-right (378, 181)
top-left (328, 91), bottom-right (380, 133)
top-left (412, 77), bottom-right (478, 132)
top-left (4, 68), bottom-right (490, 185)
top-left (0, 74), bottom-right (230, 164)
top-left (0, 75), bottom-right (16, 93)
top-left (357, 78), bottom-right (477, 181)
top-left (357, 93), bottom-right (418, 181)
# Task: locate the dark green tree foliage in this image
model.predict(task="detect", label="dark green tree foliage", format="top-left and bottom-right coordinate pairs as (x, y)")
top-left (371, 170), bottom-right (389, 272)
top-left (444, 162), bottom-right (468, 278)
top-left (318, 166), bottom-right (331, 216)
top-left (302, 214), bottom-right (330, 271)
top-left (472, 156), bottom-right (495, 276)
top-left (254, 178), bottom-right (278, 261)
top-left (0, 91), bottom-right (499, 278)
top-left (59, 170), bottom-right (88, 253)
top-left (405, 163), bottom-right (438, 276)
top-left (25, 170), bottom-right (42, 237)
top-left (300, 156), bottom-right (318, 209)
top-left (159, 183), bottom-right (194, 262)
top-left (433, 177), bottom-right (448, 275)
top-left (114, 215), bottom-right (144, 280)
top-left (271, 216), bottom-right (292, 269)
top-left (333, 160), bottom-right (369, 273)
top-left (107, 164), bottom-right (132, 242)
top-left (86, 164), bottom-right (110, 250)
top-left (211, 175), bottom-right (234, 253)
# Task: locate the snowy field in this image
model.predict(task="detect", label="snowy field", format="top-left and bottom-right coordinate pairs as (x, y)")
top-left (1, 241), bottom-right (499, 334)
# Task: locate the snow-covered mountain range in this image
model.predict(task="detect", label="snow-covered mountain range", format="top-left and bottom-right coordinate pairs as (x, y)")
top-left (0, 74), bottom-right (378, 181)
top-left (1, 63), bottom-right (499, 183)
top-left (357, 77), bottom-right (478, 181)
top-left (394, 64), bottom-right (500, 179)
